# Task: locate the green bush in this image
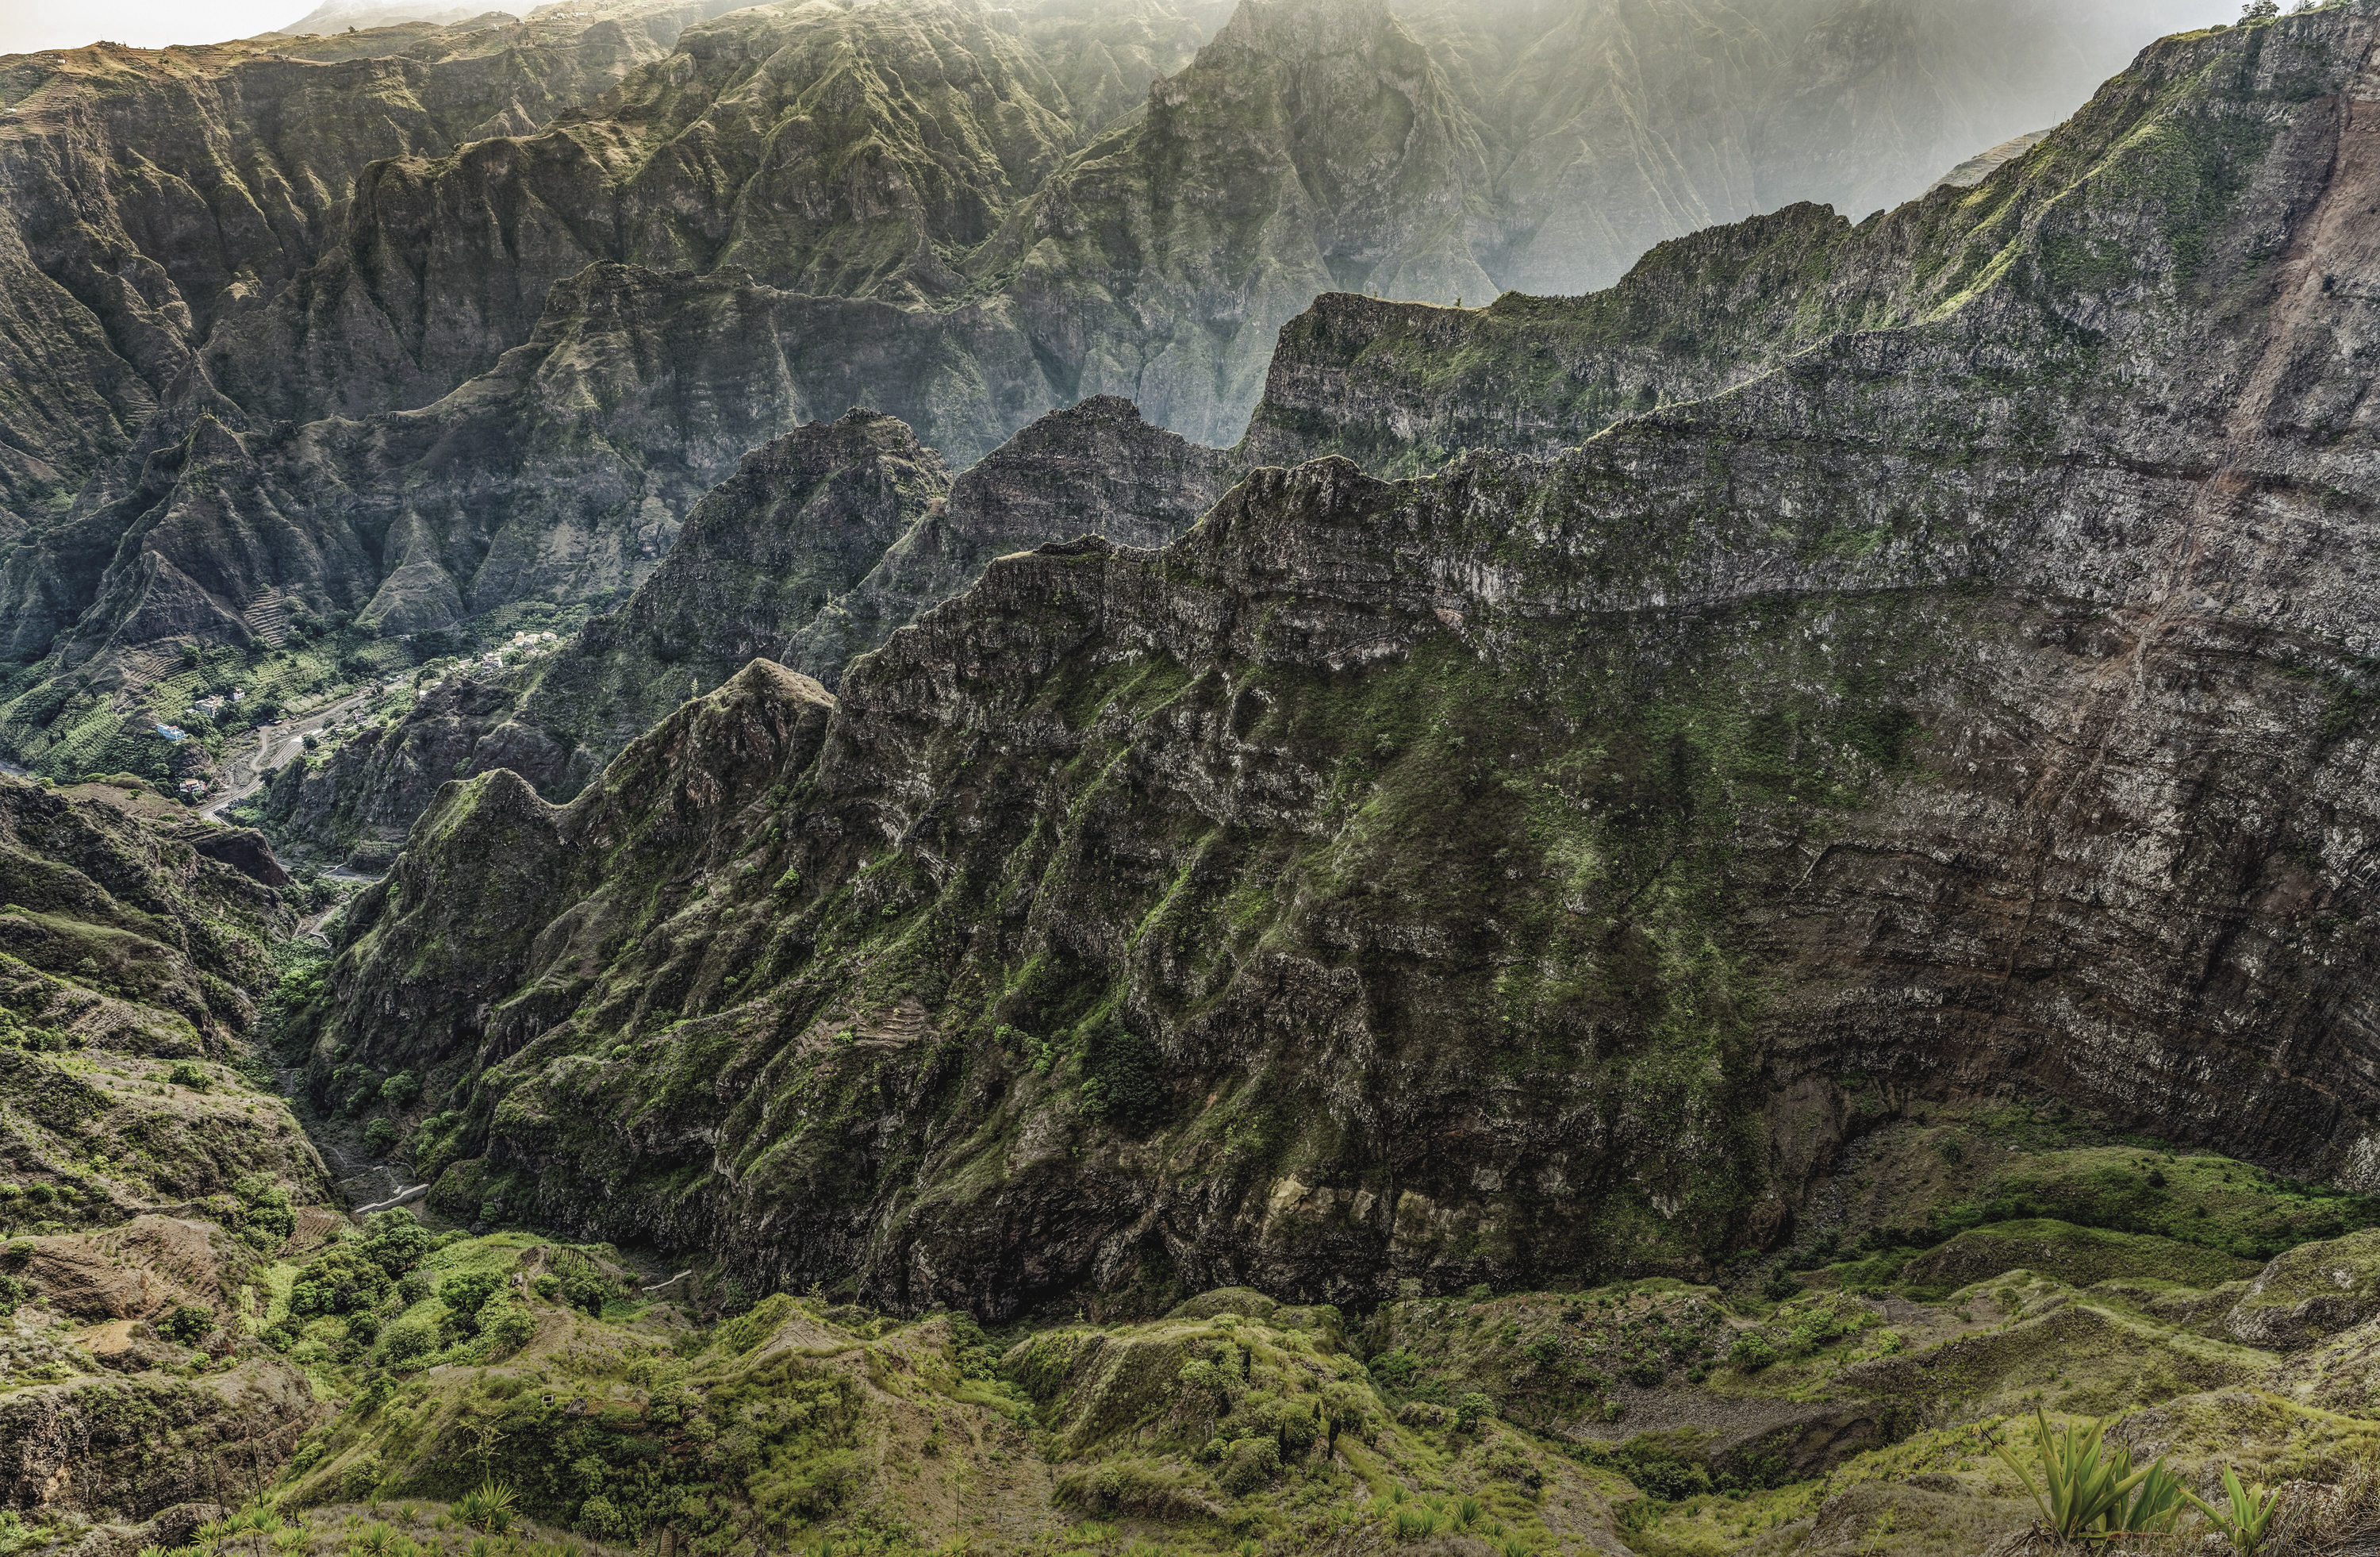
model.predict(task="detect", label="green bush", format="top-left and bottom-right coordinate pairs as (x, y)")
top-left (378, 1313), bottom-right (439, 1368)
top-left (378, 1071), bottom-right (420, 1108)
top-left (1319, 1381), bottom-right (1372, 1440)
top-left (440, 1272), bottom-right (503, 1337)
top-left (1368, 1348), bottom-right (1423, 1389)
top-left (1729, 1334), bottom-right (1779, 1372)
top-left (289, 1248), bottom-right (393, 1317)
top-left (1218, 1436), bottom-right (1281, 1495)
top-left (339, 1452), bottom-right (383, 1501)
top-left (575, 1497), bottom-right (624, 1539)
top-left (1054, 1457), bottom-right (1219, 1520)
top-left (1480, 1440), bottom-right (1543, 1491)
top-left (232, 1174), bottom-right (296, 1249)
top-left (1619, 1448), bottom-right (1710, 1501)
top-left (480, 1298), bottom-right (535, 1357)
top-left (544, 1248), bottom-right (614, 1316)
top-left (360, 1210), bottom-right (432, 1275)
top-left (155, 1303), bottom-right (213, 1344)
top-left (166, 1062), bottom-right (209, 1092)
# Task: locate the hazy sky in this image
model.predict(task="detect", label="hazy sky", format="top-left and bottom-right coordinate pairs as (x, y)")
top-left (0, 0), bottom-right (2258, 61)
top-left (0, 0), bottom-right (522, 52)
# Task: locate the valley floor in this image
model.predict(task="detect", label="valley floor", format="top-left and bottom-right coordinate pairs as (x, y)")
top-left (18, 1075), bottom-right (2380, 1557)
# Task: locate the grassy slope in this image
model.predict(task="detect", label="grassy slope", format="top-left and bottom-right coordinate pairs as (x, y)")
top-left (167, 1112), bottom-right (2380, 1557)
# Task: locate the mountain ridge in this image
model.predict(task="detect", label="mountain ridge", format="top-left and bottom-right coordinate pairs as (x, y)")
top-left (0, 0), bottom-right (2221, 790)
top-left (296, 2), bottom-right (2380, 1320)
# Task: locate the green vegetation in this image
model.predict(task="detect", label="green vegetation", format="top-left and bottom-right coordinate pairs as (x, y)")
top-left (1988, 1410), bottom-right (2189, 1541)
top-left (261, 1248), bottom-right (1620, 1555)
top-left (2191, 1464), bottom-right (2285, 1553)
top-left (1897, 1221), bottom-right (2260, 1298)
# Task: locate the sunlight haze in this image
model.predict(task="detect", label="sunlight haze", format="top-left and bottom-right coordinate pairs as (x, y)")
top-left (0, 0), bottom-right (524, 52)
top-left (0, 0), bottom-right (2254, 59)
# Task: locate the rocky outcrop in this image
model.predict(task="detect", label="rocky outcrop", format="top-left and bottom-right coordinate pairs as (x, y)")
top-left (260, 397), bottom-right (1234, 852)
top-left (0, 778), bottom-right (283, 1047)
top-left (176, 826), bottom-right (287, 886)
top-left (0, 1357), bottom-right (323, 1520)
top-left (784, 394), bottom-right (1238, 681)
top-left (0, 777), bottom-right (335, 1517)
top-left (301, 5), bottom-right (2380, 1319)
top-left (1234, 202), bottom-right (1872, 475)
top-left (428, 409), bottom-right (953, 802)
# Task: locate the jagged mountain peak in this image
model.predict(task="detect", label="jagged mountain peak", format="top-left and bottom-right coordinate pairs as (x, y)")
top-left (0, 0), bottom-right (2273, 794)
top-left (302, 1), bottom-right (2380, 1328)
top-left (1199, 0), bottom-right (1420, 53)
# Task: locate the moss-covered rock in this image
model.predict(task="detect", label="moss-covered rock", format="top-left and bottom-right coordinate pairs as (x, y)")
top-left (1898, 1221), bottom-right (2259, 1298)
top-left (2227, 1229), bottom-right (2380, 1350)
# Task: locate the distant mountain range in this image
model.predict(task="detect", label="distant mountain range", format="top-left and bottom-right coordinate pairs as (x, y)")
top-left (0, 0), bottom-right (2228, 782)
top-left (272, 0), bottom-right (528, 33)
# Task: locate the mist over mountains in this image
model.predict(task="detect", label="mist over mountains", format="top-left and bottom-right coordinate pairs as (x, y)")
top-left (12, 3), bottom-right (2380, 1554)
top-left (0, 0), bottom-right (2229, 784)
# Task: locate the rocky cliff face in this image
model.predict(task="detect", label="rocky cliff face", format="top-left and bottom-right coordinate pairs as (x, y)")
top-left (303, 5), bottom-right (2380, 1318)
top-left (0, 0), bottom-right (745, 537)
top-left (1234, 202), bottom-right (1871, 475)
top-left (0, 775), bottom-right (333, 1520)
top-left (0, 260), bottom-right (1063, 778)
top-left (397, 409), bottom-right (953, 808)
top-left (781, 394), bottom-right (1239, 682)
top-left (261, 396), bottom-right (1235, 854)
top-left (0, 0), bottom-right (2208, 782)
top-left (0, 0), bottom-right (1226, 772)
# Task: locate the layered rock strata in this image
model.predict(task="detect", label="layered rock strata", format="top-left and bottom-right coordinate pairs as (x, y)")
top-left (305, 6), bottom-right (2380, 1316)
top-left (260, 397), bottom-right (1234, 852)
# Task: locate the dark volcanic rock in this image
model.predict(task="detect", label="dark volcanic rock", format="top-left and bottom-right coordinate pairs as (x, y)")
top-left (261, 398), bottom-right (1233, 852)
top-left (301, 6), bottom-right (2380, 1321)
top-left (0, 0), bottom-right (2205, 777)
top-left (178, 826), bottom-right (289, 887)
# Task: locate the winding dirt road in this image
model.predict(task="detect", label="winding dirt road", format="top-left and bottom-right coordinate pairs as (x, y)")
top-left (201, 690), bottom-right (372, 820)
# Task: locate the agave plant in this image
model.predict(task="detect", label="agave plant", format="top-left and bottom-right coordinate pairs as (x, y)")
top-left (1987, 1409), bottom-right (2190, 1541)
top-left (2188, 1466), bottom-right (2286, 1555)
top-left (452, 1485), bottom-right (516, 1537)
top-left (354, 1522), bottom-right (397, 1557)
